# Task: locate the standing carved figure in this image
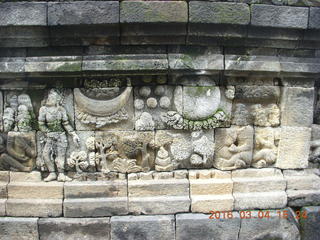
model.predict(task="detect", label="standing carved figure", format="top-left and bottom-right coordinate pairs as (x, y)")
top-left (38, 89), bottom-right (80, 182)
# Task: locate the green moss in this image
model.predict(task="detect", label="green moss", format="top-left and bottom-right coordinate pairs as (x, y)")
top-left (55, 62), bottom-right (81, 72)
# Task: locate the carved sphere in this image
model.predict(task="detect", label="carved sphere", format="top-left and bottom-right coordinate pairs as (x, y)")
top-left (154, 86), bottom-right (165, 96)
top-left (139, 86), bottom-right (151, 98)
top-left (146, 98), bottom-right (158, 108)
top-left (134, 99), bottom-right (145, 110)
top-left (159, 96), bottom-right (171, 109)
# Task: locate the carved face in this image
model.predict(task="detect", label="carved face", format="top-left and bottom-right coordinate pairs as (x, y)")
top-left (18, 94), bottom-right (33, 110)
top-left (46, 90), bottom-right (59, 106)
top-left (3, 118), bottom-right (14, 132)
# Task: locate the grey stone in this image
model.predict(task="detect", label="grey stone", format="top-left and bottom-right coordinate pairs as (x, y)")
top-left (280, 57), bottom-right (320, 74)
top-left (120, 1), bottom-right (187, 23)
top-left (0, 3), bottom-right (47, 26)
top-left (0, 58), bottom-right (25, 73)
top-left (48, 2), bottom-right (119, 26)
top-left (309, 7), bottom-right (320, 29)
top-left (111, 215), bottom-right (175, 240)
top-left (38, 218), bottom-right (111, 240)
top-left (0, 217), bottom-right (39, 240)
top-left (280, 87), bottom-right (314, 127)
top-left (300, 206), bottom-right (320, 240)
top-left (235, 86), bottom-right (280, 102)
top-left (0, 199), bottom-right (5, 216)
top-left (239, 209), bottom-right (300, 240)
top-left (281, 78), bottom-right (315, 88)
top-left (189, 2), bottom-right (250, 25)
top-left (176, 213), bottom-right (240, 240)
top-left (251, 4), bottom-right (309, 29)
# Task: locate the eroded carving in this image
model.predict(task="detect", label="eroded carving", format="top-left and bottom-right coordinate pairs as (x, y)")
top-left (214, 126), bottom-right (253, 170)
top-left (38, 89), bottom-right (80, 182)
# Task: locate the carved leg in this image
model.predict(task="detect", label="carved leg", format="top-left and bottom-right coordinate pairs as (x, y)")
top-left (0, 153), bottom-right (30, 171)
top-left (56, 142), bottom-right (71, 182)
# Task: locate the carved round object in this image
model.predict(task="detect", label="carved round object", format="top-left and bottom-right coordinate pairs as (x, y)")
top-left (146, 98), bottom-right (158, 108)
top-left (170, 139), bottom-right (192, 161)
top-left (134, 99), bottom-right (145, 110)
top-left (183, 87), bottom-right (221, 120)
top-left (159, 96), bottom-right (171, 109)
top-left (154, 86), bottom-right (165, 96)
top-left (139, 87), bottom-right (151, 98)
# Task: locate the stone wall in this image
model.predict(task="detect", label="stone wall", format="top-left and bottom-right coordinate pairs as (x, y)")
top-left (0, 0), bottom-right (319, 239)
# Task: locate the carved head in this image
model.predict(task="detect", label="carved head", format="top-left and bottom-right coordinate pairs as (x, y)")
top-left (18, 94), bottom-right (33, 111)
top-left (8, 95), bottom-right (18, 110)
top-left (46, 89), bottom-right (62, 107)
top-left (3, 107), bottom-right (15, 132)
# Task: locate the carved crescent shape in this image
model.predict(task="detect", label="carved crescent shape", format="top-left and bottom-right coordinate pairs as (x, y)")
top-left (74, 87), bottom-right (132, 117)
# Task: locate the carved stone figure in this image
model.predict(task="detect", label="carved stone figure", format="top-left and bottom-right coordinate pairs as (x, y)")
top-left (214, 126), bottom-right (254, 170)
top-left (155, 147), bottom-right (173, 171)
top-left (252, 128), bottom-right (279, 168)
top-left (0, 132), bottom-right (36, 172)
top-left (309, 124), bottom-right (320, 167)
top-left (38, 89), bottom-right (80, 182)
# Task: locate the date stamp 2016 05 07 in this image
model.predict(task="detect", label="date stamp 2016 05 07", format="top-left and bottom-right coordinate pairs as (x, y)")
top-left (209, 210), bottom-right (309, 220)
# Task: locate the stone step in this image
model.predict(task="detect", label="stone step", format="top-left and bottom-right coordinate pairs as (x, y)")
top-left (0, 199), bottom-right (5, 216)
top-left (234, 192), bottom-right (287, 210)
top-left (7, 182), bottom-right (63, 199)
top-left (6, 199), bottom-right (62, 217)
top-left (64, 181), bottom-right (127, 199)
top-left (129, 196), bottom-right (190, 215)
top-left (287, 190), bottom-right (320, 207)
top-left (189, 179), bottom-right (233, 195)
top-left (191, 195), bottom-right (234, 212)
top-left (64, 197), bottom-right (128, 218)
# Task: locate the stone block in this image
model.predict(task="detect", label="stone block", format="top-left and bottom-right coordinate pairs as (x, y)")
top-left (120, 1), bottom-right (187, 23)
top-left (309, 7), bottom-right (320, 29)
top-left (64, 181), bottom-right (127, 199)
top-left (6, 199), bottom-right (62, 217)
top-left (0, 199), bottom-right (5, 216)
top-left (0, 2), bottom-right (47, 26)
top-left (232, 168), bottom-right (287, 210)
top-left (251, 4), bottom-right (309, 29)
top-left (284, 169), bottom-right (320, 206)
top-left (176, 213), bottom-right (240, 240)
top-left (0, 57), bottom-right (25, 73)
top-left (38, 218), bottom-right (111, 240)
top-left (168, 46), bottom-right (224, 71)
top-left (239, 209), bottom-right (300, 240)
top-left (276, 126), bottom-right (311, 169)
top-left (25, 56), bottom-right (82, 73)
top-left (0, 217), bottom-right (39, 240)
top-left (111, 215), bottom-right (175, 240)
top-left (280, 57), bottom-right (320, 74)
top-left (0, 171), bottom-right (8, 199)
top-left (234, 86), bottom-right (280, 103)
top-left (214, 126), bottom-right (254, 170)
top-left (64, 198), bottom-right (128, 217)
top-left (189, 2), bottom-right (250, 25)
top-left (48, 2), bottom-right (119, 26)
top-left (189, 169), bottom-right (234, 212)
top-left (9, 171), bottom-right (41, 182)
top-left (300, 206), bottom-right (320, 240)
top-left (128, 172), bottom-right (190, 214)
top-left (280, 87), bottom-right (314, 127)
top-left (7, 182), bottom-right (63, 199)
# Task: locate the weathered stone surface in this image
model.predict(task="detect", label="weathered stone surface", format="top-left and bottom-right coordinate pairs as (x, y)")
top-left (300, 206), bottom-right (320, 240)
top-left (9, 171), bottom-right (41, 182)
top-left (6, 199), bottom-right (62, 217)
top-left (235, 85), bottom-right (280, 102)
top-left (128, 172), bottom-right (190, 214)
top-left (232, 168), bottom-right (287, 210)
top-left (214, 126), bottom-right (254, 170)
top-left (7, 182), bottom-right (63, 199)
top-left (239, 209), bottom-right (300, 240)
top-left (280, 87), bottom-right (314, 127)
top-left (309, 7), bottom-right (320, 29)
top-left (276, 126), bottom-right (311, 169)
top-left (0, 171), bottom-right (9, 199)
top-left (0, 217), bottom-right (39, 240)
top-left (189, 169), bottom-right (234, 212)
top-left (39, 218), bottom-right (111, 240)
top-left (280, 57), bottom-right (320, 74)
top-left (251, 4), bottom-right (309, 29)
top-left (0, 3), bottom-right (47, 26)
top-left (0, 199), bottom-right (5, 216)
top-left (64, 198), bottom-right (128, 217)
top-left (176, 213), bottom-right (240, 240)
top-left (168, 46), bottom-right (223, 71)
top-left (284, 169), bottom-right (320, 206)
top-left (48, 2), bottom-right (119, 26)
top-left (189, 2), bottom-right (250, 25)
top-left (0, 57), bottom-right (25, 73)
top-left (111, 215), bottom-right (175, 240)
top-left (120, 1), bottom-right (187, 23)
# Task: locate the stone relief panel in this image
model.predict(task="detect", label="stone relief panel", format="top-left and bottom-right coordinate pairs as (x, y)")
top-left (232, 86), bottom-right (281, 127)
top-left (310, 124), bottom-right (320, 168)
top-left (154, 130), bottom-right (215, 169)
top-left (214, 126), bottom-right (254, 170)
top-left (74, 79), bottom-right (134, 131)
top-left (163, 86), bottom-right (234, 130)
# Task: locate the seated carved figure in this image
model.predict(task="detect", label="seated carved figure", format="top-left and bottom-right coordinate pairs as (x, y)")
top-left (0, 133), bottom-right (36, 172)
